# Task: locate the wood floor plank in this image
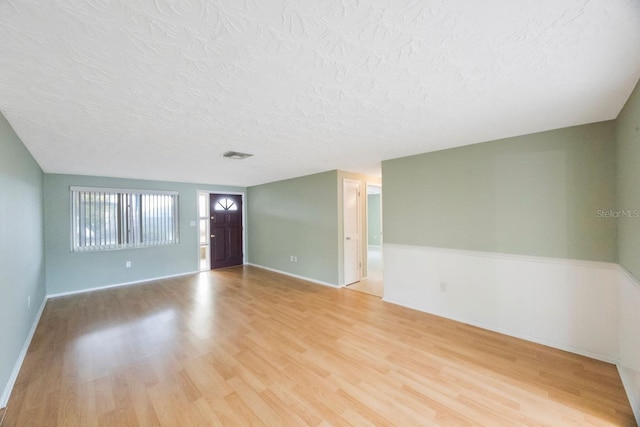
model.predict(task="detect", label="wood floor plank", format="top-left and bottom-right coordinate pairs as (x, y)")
top-left (1, 265), bottom-right (636, 426)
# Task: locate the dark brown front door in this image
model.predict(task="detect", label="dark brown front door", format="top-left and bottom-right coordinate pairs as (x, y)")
top-left (210, 194), bottom-right (243, 269)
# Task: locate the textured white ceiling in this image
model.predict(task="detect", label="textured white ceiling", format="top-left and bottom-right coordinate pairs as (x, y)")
top-left (1, 0), bottom-right (640, 187)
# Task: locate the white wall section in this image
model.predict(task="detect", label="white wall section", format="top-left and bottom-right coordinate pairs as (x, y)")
top-left (618, 267), bottom-right (640, 422)
top-left (383, 244), bottom-right (620, 363)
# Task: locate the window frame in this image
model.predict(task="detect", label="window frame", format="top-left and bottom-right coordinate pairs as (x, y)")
top-left (70, 186), bottom-right (180, 252)
top-left (197, 192), bottom-right (210, 271)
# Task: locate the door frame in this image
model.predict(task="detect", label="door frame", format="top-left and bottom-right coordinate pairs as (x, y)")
top-left (365, 183), bottom-right (382, 248)
top-left (365, 182), bottom-right (382, 281)
top-left (197, 190), bottom-right (247, 271)
top-left (342, 179), bottom-right (362, 286)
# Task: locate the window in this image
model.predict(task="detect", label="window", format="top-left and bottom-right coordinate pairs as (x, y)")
top-left (71, 187), bottom-right (179, 252)
top-left (214, 197), bottom-right (238, 211)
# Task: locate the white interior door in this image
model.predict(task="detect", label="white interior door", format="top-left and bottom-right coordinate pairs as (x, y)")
top-left (344, 179), bottom-right (361, 285)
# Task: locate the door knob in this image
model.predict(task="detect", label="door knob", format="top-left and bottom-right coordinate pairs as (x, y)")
top-left (211, 234), bottom-right (215, 238)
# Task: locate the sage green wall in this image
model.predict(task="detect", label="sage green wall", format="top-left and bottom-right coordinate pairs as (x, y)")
top-left (0, 112), bottom-right (46, 404)
top-left (382, 121), bottom-right (617, 262)
top-left (367, 194), bottom-right (382, 246)
top-left (45, 174), bottom-right (244, 295)
top-left (247, 171), bottom-right (339, 285)
top-left (617, 79), bottom-right (640, 279)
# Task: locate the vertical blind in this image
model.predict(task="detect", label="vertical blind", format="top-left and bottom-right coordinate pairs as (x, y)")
top-left (71, 187), bottom-right (179, 252)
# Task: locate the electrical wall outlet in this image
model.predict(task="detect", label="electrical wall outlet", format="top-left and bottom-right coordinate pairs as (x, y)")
top-left (27, 296), bottom-right (31, 309)
top-left (126, 261), bottom-right (131, 268)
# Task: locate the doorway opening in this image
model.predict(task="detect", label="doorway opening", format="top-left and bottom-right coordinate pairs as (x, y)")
top-left (198, 191), bottom-right (245, 271)
top-left (345, 183), bottom-right (383, 297)
top-left (343, 179), bottom-right (362, 286)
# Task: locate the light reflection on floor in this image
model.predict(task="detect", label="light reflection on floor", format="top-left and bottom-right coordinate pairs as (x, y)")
top-left (72, 308), bottom-right (177, 381)
top-left (346, 245), bottom-right (383, 297)
top-left (188, 272), bottom-right (216, 338)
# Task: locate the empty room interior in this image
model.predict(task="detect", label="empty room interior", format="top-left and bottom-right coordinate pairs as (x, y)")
top-left (2, 1), bottom-right (640, 426)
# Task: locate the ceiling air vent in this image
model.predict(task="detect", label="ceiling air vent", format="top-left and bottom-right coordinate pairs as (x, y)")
top-left (221, 151), bottom-right (253, 160)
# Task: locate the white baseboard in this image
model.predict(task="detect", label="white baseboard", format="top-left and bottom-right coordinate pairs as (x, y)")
top-left (47, 271), bottom-right (199, 299)
top-left (247, 263), bottom-right (340, 288)
top-left (1, 297), bottom-right (47, 408)
top-left (382, 295), bottom-right (617, 364)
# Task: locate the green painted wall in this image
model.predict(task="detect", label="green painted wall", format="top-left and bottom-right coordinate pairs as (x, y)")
top-left (247, 171), bottom-right (339, 285)
top-left (367, 194), bottom-right (382, 246)
top-left (0, 112), bottom-right (46, 403)
top-left (45, 174), bottom-right (244, 295)
top-left (617, 79), bottom-right (640, 279)
top-left (382, 121), bottom-right (617, 262)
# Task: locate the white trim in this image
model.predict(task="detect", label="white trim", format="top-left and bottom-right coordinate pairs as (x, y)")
top-left (382, 296), bottom-right (617, 364)
top-left (619, 264), bottom-right (640, 289)
top-left (247, 263), bottom-right (340, 288)
top-left (384, 243), bottom-right (619, 271)
top-left (1, 297), bottom-right (47, 408)
top-left (47, 271), bottom-right (198, 299)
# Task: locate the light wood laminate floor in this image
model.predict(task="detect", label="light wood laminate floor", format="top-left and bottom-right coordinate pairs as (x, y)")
top-left (2, 266), bottom-right (635, 426)
top-left (346, 245), bottom-right (383, 297)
